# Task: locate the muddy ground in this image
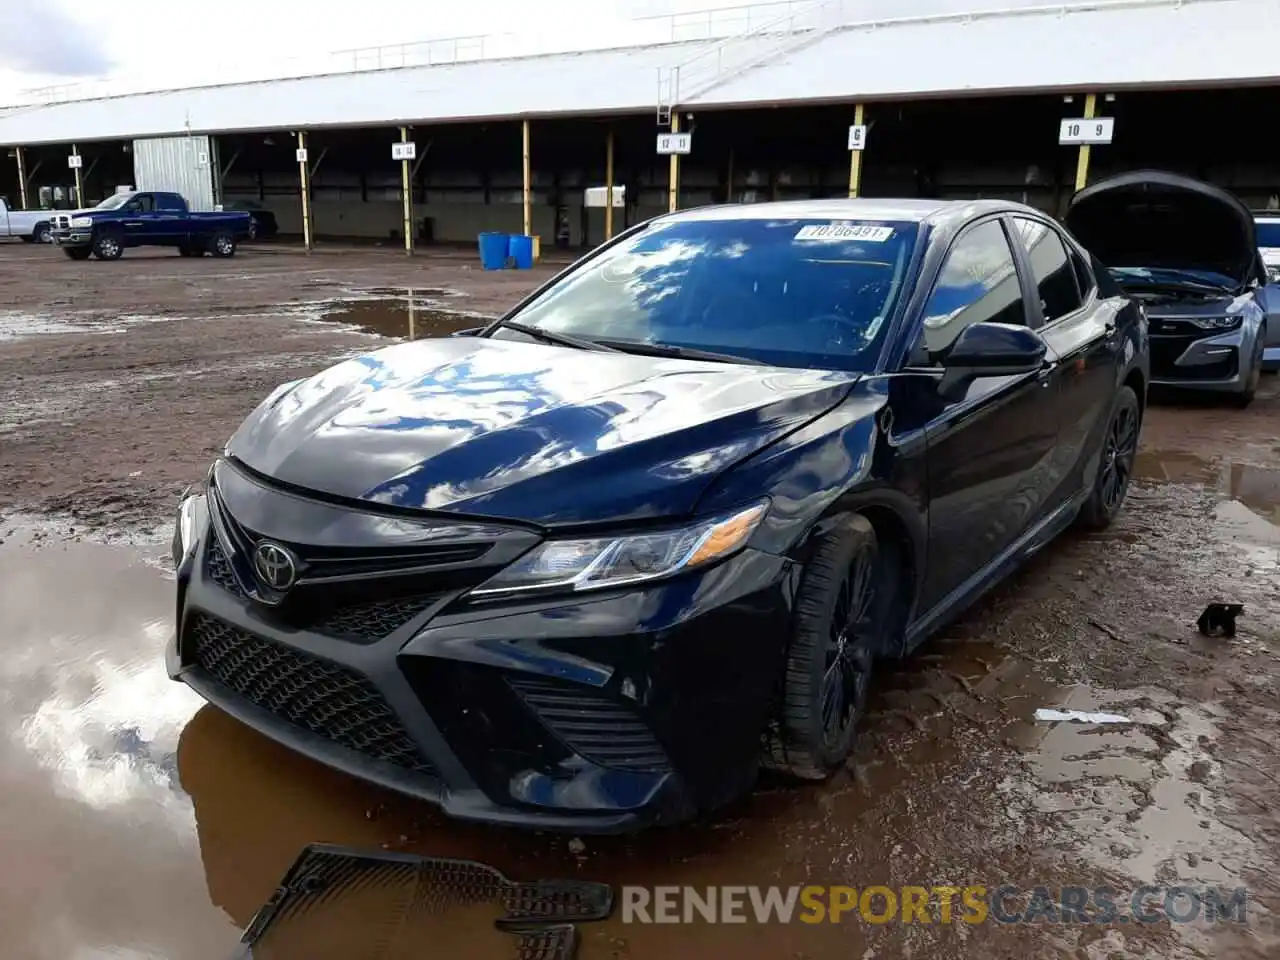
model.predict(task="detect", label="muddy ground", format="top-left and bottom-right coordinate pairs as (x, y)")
top-left (1, 242), bottom-right (1279, 959)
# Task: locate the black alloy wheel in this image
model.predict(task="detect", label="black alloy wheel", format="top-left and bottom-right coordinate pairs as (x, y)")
top-left (1079, 385), bottom-right (1140, 530)
top-left (764, 513), bottom-right (888, 781)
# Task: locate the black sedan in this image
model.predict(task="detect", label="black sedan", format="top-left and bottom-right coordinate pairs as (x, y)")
top-left (223, 200), bottom-right (278, 240)
top-left (167, 199), bottom-right (1148, 832)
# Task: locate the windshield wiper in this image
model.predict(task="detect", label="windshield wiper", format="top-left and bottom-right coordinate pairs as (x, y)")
top-left (492, 320), bottom-right (620, 352)
top-left (590, 338), bottom-right (757, 365)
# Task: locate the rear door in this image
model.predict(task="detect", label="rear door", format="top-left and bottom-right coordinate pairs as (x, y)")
top-left (903, 216), bottom-right (1063, 614)
top-left (1009, 215), bottom-right (1122, 506)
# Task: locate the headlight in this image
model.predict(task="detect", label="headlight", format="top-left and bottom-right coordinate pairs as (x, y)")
top-left (171, 490), bottom-right (208, 569)
top-left (70, 216), bottom-right (93, 228)
top-left (1187, 316), bottom-right (1241, 330)
top-left (470, 501), bottom-right (769, 599)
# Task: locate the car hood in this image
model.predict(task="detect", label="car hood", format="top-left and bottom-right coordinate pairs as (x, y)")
top-left (226, 337), bottom-right (859, 526)
top-left (1066, 170), bottom-right (1265, 288)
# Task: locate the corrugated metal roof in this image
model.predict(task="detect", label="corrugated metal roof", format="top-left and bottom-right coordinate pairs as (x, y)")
top-left (693, 0), bottom-right (1280, 106)
top-left (0, 0), bottom-right (1274, 146)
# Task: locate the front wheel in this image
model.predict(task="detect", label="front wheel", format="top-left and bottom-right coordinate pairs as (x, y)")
top-left (1078, 385), bottom-right (1140, 531)
top-left (32, 222), bottom-right (51, 244)
top-left (762, 514), bottom-right (887, 781)
top-left (92, 232), bottom-right (123, 260)
top-left (210, 233), bottom-right (237, 258)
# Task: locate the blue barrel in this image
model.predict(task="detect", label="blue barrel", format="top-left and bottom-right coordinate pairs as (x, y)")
top-left (508, 234), bottom-right (534, 270)
top-left (478, 232), bottom-right (508, 270)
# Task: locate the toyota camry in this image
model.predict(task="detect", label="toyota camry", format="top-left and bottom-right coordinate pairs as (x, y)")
top-left (168, 199), bottom-right (1149, 832)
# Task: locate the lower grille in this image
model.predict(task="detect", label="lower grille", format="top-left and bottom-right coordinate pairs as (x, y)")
top-left (186, 612), bottom-right (434, 774)
top-left (507, 675), bottom-right (669, 773)
top-left (1150, 337), bottom-right (1238, 381)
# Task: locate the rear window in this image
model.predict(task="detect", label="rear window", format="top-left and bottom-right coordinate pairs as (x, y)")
top-left (497, 217), bottom-right (920, 372)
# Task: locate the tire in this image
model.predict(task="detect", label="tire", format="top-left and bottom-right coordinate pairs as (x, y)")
top-left (246, 219), bottom-right (258, 242)
top-left (32, 222), bottom-right (51, 244)
top-left (1231, 330), bottom-right (1265, 409)
top-left (92, 231), bottom-right (123, 261)
top-left (63, 247), bottom-right (92, 261)
top-left (1078, 385), bottom-right (1140, 531)
top-left (762, 514), bottom-right (888, 780)
top-left (210, 232), bottom-right (236, 258)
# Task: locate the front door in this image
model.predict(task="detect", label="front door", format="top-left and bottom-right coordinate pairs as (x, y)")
top-left (900, 217), bottom-right (1063, 615)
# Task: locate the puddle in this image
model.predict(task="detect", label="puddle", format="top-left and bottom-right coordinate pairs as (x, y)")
top-left (319, 299), bottom-right (486, 339)
top-left (0, 311), bottom-right (177, 342)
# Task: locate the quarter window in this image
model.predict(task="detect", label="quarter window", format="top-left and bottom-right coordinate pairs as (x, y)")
top-left (1013, 217), bottom-right (1082, 323)
top-left (912, 219), bottom-right (1026, 364)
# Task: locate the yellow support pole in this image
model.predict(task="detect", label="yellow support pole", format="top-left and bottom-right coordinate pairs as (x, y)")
top-left (667, 113), bottom-right (681, 214)
top-left (1074, 93), bottom-right (1098, 193)
top-left (521, 119), bottom-right (532, 238)
top-left (15, 146), bottom-right (27, 209)
top-left (604, 128), bottom-right (615, 241)
top-left (400, 126), bottom-right (413, 256)
top-left (848, 103), bottom-right (866, 199)
top-left (71, 143), bottom-right (83, 207)
top-left (297, 131), bottom-right (312, 253)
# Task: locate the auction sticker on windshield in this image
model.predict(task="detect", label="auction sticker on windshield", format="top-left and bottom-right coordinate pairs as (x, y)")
top-left (794, 224), bottom-right (895, 242)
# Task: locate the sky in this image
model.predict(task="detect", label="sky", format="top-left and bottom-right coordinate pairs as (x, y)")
top-left (0, 0), bottom-right (777, 105)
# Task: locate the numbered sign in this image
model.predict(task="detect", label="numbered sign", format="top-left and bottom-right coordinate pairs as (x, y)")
top-left (295, 147), bottom-right (309, 163)
top-left (847, 124), bottom-right (868, 151)
top-left (656, 132), bottom-right (692, 155)
top-left (392, 142), bottom-right (417, 162)
top-left (1059, 117), bottom-right (1115, 146)
top-left (197, 151), bottom-right (209, 166)
top-left (67, 154), bottom-right (83, 169)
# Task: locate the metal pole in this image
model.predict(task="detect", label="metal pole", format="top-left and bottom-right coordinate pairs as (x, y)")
top-left (400, 126), bottom-right (413, 255)
top-left (71, 143), bottom-right (83, 207)
top-left (848, 103), bottom-right (866, 199)
top-left (297, 131), bottom-right (313, 253)
top-left (604, 127), bottom-right (615, 241)
top-left (15, 146), bottom-right (27, 209)
top-left (1074, 93), bottom-right (1097, 193)
top-left (667, 112), bottom-right (681, 214)
top-left (521, 119), bottom-right (532, 237)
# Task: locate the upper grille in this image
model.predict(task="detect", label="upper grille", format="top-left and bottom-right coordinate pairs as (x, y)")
top-left (204, 538), bottom-right (441, 644)
top-left (506, 675), bottom-right (669, 773)
top-left (186, 612), bottom-right (434, 774)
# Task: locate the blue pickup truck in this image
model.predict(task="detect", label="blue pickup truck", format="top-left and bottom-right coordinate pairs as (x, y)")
top-left (49, 191), bottom-right (252, 261)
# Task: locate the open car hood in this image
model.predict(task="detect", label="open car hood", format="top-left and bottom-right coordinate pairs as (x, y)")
top-left (1066, 170), bottom-right (1266, 289)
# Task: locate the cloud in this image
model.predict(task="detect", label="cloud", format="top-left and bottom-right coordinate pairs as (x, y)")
top-left (0, 0), bottom-right (112, 77)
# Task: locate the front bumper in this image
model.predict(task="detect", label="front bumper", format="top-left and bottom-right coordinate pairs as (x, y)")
top-left (50, 229), bottom-right (91, 247)
top-left (169, 512), bottom-right (795, 833)
top-left (1148, 326), bottom-right (1250, 393)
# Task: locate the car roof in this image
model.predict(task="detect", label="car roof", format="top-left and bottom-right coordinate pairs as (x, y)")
top-left (659, 197), bottom-right (1037, 229)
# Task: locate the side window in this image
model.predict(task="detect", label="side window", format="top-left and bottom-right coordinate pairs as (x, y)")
top-left (134, 195), bottom-right (155, 213)
top-left (912, 220), bottom-right (1026, 365)
top-left (156, 193), bottom-right (184, 211)
top-left (1069, 246), bottom-right (1096, 300)
top-left (1013, 217), bottom-right (1082, 323)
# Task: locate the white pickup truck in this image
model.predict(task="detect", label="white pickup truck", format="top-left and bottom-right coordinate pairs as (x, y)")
top-left (0, 197), bottom-right (53, 243)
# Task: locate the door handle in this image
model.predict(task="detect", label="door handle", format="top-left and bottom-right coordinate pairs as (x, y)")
top-left (125, 220), bottom-right (143, 227)
top-left (1036, 360), bottom-right (1057, 385)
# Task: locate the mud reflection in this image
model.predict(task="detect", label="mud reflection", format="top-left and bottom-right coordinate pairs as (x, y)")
top-left (0, 528), bottom-right (235, 959)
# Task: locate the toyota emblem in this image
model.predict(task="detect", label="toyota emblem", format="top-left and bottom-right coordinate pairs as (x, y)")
top-left (252, 541), bottom-right (298, 591)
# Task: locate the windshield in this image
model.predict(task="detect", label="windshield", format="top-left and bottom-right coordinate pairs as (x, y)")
top-left (1255, 220), bottom-right (1280, 249)
top-left (491, 217), bottom-right (919, 371)
top-left (94, 193), bottom-right (133, 211)
top-left (1108, 265), bottom-right (1238, 292)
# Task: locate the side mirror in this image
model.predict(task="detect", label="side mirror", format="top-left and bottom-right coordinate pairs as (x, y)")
top-left (938, 322), bottom-right (1048, 401)
top-left (450, 326), bottom-right (484, 338)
